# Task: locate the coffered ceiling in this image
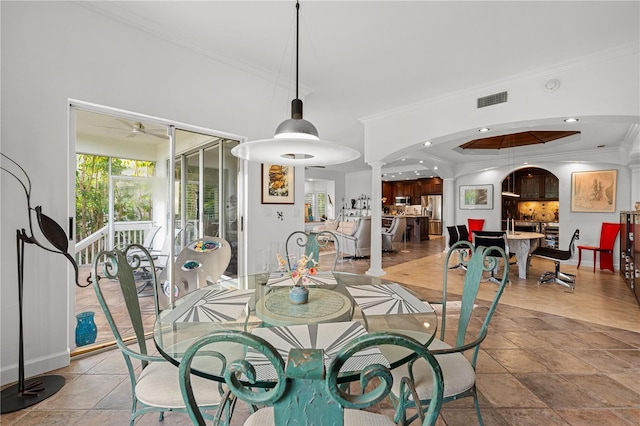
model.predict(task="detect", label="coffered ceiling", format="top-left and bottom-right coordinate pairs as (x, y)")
top-left (78, 1), bottom-right (639, 177)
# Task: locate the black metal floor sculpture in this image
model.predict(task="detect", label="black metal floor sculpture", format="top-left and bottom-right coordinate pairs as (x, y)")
top-left (1, 153), bottom-right (84, 414)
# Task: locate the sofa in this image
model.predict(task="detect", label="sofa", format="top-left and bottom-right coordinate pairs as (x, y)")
top-left (325, 216), bottom-right (371, 258)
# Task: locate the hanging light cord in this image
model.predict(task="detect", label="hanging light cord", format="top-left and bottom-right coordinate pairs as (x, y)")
top-left (295, 1), bottom-right (300, 100)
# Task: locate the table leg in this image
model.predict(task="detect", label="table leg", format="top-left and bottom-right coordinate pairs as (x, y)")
top-left (509, 239), bottom-right (532, 279)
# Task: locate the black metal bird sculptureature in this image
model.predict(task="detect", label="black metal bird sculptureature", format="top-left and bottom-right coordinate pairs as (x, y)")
top-left (0, 153), bottom-right (83, 413)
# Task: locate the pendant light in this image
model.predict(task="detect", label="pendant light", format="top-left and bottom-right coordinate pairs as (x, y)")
top-left (231, 1), bottom-right (360, 166)
top-left (502, 138), bottom-right (520, 198)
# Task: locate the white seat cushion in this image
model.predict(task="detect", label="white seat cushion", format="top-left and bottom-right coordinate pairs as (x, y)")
top-left (245, 406), bottom-right (396, 425)
top-left (135, 361), bottom-right (222, 409)
top-left (391, 338), bottom-right (475, 399)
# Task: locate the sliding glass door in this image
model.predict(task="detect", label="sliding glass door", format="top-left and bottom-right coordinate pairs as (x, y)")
top-left (173, 130), bottom-right (239, 276)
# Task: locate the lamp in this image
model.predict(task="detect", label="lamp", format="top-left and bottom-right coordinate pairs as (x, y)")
top-left (501, 138), bottom-right (520, 198)
top-left (231, 1), bottom-right (360, 167)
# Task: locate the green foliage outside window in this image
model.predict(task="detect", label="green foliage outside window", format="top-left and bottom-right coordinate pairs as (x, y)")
top-left (76, 154), bottom-right (155, 241)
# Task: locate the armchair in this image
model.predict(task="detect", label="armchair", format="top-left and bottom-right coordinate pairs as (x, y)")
top-left (333, 216), bottom-right (371, 258)
top-left (382, 216), bottom-right (407, 252)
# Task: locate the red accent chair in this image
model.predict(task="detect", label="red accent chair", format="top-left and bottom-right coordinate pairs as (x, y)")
top-left (577, 222), bottom-right (621, 273)
top-left (467, 218), bottom-right (485, 242)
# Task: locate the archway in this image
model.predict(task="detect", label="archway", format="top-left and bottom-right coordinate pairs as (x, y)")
top-left (500, 167), bottom-right (559, 233)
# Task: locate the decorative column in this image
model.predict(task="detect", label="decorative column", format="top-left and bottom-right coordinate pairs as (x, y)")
top-left (442, 178), bottom-right (455, 250)
top-left (367, 161), bottom-right (385, 276)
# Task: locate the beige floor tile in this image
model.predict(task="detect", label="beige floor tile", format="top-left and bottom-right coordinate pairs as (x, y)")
top-left (3, 410), bottom-right (85, 426)
top-left (34, 375), bottom-right (123, 410)
top-left (483, 349), bottom-right (550, 374)
top-left (440, 407), bottom-right (510, 426)
top-left (75, 409), bottom-right (132, 425)
top-left (607, 372), bottom-right (640, 394)
top-left (527, 349), bottom-right (599, 374)
top-left (476, 373), bottom-right (548, 408)
top-left (561, 374), bottom-right (640, 407)
top-left (496, 408), bottom-right (570, 425)
top-left (567, 349), bottom-right (637, 373)
top-left (514, 373), bottom-right (604, 409)
top-left (555, 408), bottom-right (636, 426)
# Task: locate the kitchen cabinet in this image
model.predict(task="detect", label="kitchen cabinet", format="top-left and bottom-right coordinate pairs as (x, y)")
top-left (514, 169), bottom-right (558, 200)
top-left (382, 182), bottom-right (395, 204)
top-left (382, 178), bottom-right (443, 206)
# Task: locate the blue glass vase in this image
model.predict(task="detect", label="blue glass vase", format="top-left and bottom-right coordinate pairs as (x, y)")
top-left (75, 311), bottom-right (97, 347)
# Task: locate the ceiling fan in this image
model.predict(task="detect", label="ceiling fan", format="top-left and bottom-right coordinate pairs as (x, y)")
top-left (92, 118), bottom-right (168, 139)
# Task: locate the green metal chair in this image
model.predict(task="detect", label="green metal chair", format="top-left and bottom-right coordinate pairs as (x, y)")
top-left (179, 330), bottom-right (444, 425)
top-left (390, 240), bottom-right (509, 426)
top-left (285, 230), bottom-right (340, 271)
top-left (92, 244), bottom-right (226, 425)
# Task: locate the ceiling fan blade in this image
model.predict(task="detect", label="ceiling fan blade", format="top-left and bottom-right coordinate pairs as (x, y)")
top-left (116, 118), bottom-right (135, 129)
top-left (141, 129), bottom-right (169, 139)
top-left (90, 124), bottom-right (129, 131)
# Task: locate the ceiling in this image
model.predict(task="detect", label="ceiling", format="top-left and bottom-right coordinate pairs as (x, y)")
top-left (78, 1), bottom-right (639, 178)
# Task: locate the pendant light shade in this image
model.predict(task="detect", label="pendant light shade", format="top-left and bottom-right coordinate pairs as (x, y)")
top-left (231, 1), bottom-right (360, 166)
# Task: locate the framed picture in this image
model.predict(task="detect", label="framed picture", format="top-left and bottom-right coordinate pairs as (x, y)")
top-left (262, 164), bottom-right (294, 204)
top-left (571, 169), bottom-right (617, 212)
top-left (459, 184), bottom-right (493, 210)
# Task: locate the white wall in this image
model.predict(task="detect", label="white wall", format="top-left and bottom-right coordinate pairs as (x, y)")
top-left (0, 2), bottom-right (300, 383)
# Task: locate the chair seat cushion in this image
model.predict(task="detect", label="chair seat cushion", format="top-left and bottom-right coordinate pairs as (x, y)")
top-left (136, 361), bottom-right (222, 409)
top-left (245, 406), bottom-right (396, 425)
top-left (391, 338), bottom-right (475, 400)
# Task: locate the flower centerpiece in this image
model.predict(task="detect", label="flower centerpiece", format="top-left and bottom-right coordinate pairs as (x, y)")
top-left (277, 253), bottom-right (318, 304)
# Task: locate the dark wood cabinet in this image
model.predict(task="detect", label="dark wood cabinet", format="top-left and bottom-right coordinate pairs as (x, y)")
top-left (382, 182), bottom-right (395, 204)
top-left (383, 178), bottom-right (443, 205)
top-left (502, 169), bottom-right (558, 201)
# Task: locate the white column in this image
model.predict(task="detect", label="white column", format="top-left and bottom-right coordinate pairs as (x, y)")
top-left (366, 161), bottom-right (386, 276)
top-left (443, 178), bottom-right (456, 250)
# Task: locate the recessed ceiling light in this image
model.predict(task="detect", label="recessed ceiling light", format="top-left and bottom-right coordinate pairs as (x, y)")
top-left (523, 162), bottom-right (529, 165)
top-left (424, 141), bottom-right (432, 146)
top-left (419, 160), bottom-right (424, 164)
top-left (405, 177), bottom-right (410, 180)
top-left (479, 127), bottom-right (490, 132)
top-left (401, 158), bottom-right (406, 161)
top-left (416, 172), bottom-right (420, 175)
top-left (564, 117), bottom-right (579, 123)
top-left (433, 166), bottom-right (438, 170)
top-left (391, 175), bottom-right (396, 178)
top-left (398, 172), bottom-right (402, 175)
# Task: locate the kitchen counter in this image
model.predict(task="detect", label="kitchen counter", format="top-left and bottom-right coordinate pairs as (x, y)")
top-left (383, 215), bottom-right (430, 241)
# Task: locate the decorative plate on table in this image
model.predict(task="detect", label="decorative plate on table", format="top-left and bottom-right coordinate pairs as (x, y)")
top-left (189, 240), bottom-right (221, 252)
top-left (181, 260), bottom-right (202, 271)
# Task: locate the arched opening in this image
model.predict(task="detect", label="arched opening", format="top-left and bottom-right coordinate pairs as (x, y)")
top-left (501, 167), bottom-right (559, 245)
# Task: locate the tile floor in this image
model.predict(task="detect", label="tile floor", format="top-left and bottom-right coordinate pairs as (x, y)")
top-left (2, 236), bottom-right (639, 425)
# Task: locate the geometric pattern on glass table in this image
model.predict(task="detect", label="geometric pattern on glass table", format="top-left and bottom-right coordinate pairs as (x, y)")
top-left (159, 288), bottom-right (254, 323)
top-left (266, 271), bottom-right (337, 287)
top-left (246, 321), bottom-right (388, 381)
top-left (346, 284), bottom-right (434, 315)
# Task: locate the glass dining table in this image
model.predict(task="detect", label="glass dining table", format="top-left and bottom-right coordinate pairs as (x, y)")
top-left (153, 271), bottom-right (438, 387)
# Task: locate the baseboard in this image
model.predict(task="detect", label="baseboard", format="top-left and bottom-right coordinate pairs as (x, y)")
top-left (1, 349), bottom-right (70, 386)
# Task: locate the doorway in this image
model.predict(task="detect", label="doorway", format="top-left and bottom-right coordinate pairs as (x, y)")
top-left (71, 104), bottom-right (241, 353)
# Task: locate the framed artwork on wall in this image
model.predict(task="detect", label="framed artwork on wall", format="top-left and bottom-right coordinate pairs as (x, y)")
top-left (262, 164), bottom-right (294, 204)
top-left (459, 184), bottom-right (493, 210)
top-left (571, 169), bottom-right (617, 212)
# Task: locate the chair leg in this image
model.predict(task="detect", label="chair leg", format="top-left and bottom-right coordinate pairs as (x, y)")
top-left (448, 249), bottom-right (467, 270)
top-left (538, 261), bottom-right (575, 292)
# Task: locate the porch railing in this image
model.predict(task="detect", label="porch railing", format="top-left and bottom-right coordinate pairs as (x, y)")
top-left (75, 221), bottom-right (155, 266)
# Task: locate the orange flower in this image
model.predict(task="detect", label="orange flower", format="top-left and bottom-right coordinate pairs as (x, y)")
top-left (308, 267), bottom-right (317, 275)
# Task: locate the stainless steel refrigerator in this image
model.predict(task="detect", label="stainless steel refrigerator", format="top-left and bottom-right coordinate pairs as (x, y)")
top-left (421, 195), bottom-right (442, 235)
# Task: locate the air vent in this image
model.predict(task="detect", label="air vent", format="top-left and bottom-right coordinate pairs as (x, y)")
top-left (477, 91), bottom-right (508, 108)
